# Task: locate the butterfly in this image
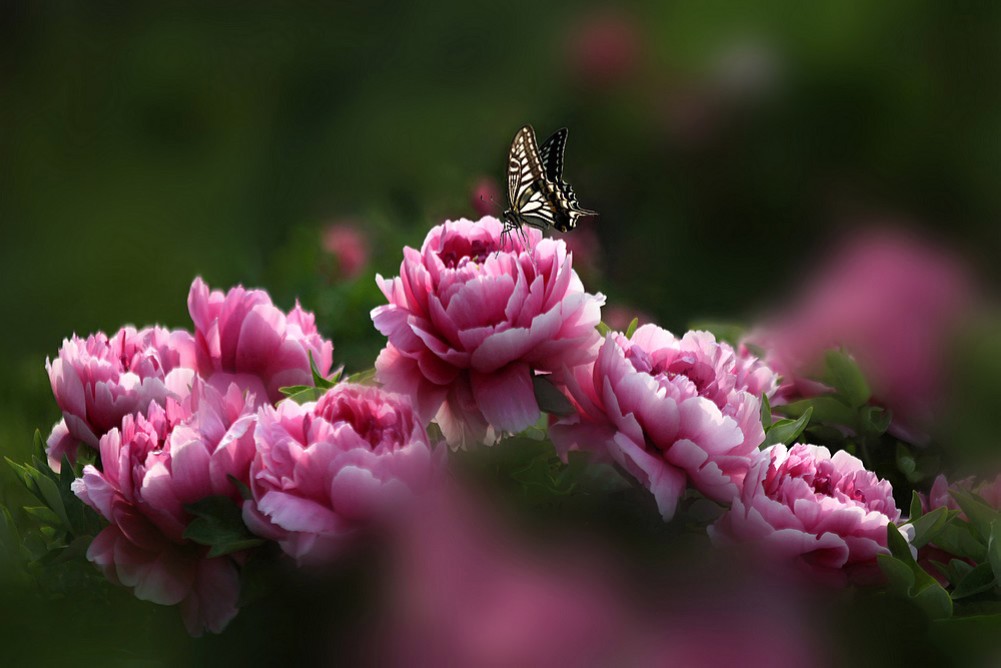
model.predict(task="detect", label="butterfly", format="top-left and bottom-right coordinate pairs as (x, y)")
top-left (502, 125), bottom-right (597, 235)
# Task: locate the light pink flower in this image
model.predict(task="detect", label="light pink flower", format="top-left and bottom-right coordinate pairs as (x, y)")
top-left (322, 221), bottom-right (370, 281)
top-left (922, 473), bottom-right (1001, 516)
top-left (709, 443), bottom-right (900, 583)
top-left (188, 277), bottom-right (334, 404)
top-left (72, 378), bottom-right (258, 635)
top-left (244, 384), bottom-right (438, 565)
top-left (745, 229), bottom-right (974, 441)
top-left (550, 325), bottom-right (775, 519)
top-left (45, 325), bottom-right (196, 466)
top-left (372, 217), bottom-right (604, 446)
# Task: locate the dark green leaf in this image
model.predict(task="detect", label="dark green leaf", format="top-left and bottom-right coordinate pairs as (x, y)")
top-left (309, 352), bottom-right (337, 389)
top-left (760, 393), bottom-right (772, 430)
top-left (532, 375), bottom-right (575, 418)
top-left (910, 491), bottom-right (924, 522)
top-left (907, 506), bottom-right (951, 549)
top-left (823, 349), bottom-right (871, 407)
top-left (861, 406), bottom-right (891, 435)
top-left (762, 407), bottom-right (812, 447)
top-left (227, 474), bottom-right (254, 502)
top-left (184, 496), bottom-right (263, 557)
top-left (950, 490), bottom-right (998, 541)
top-left (879, 554), bottom-right (915, 593)
top-left (951, 562), bottom-right (996, 599)
top-left (933, 522), bottom-right (987, 562)
top-left (989, 521), bottom-right (1001, 584)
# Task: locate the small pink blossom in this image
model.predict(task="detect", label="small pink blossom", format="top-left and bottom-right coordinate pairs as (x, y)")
top-left (922, 473), bottom-right (1001, 516)
top-left (71, 378), bottom-right (258, 635)
top-left (745, 229), bottom-right (974, 441)
top-left (565, 10), bottom-right (643, 88)
top-left (550, 325), bottom-right (776, 519)
top-left (188, 277), bottom-right (334, 404)
top-left (244, 384), bottom-right (438, 565)
top-left (45, 325), bottom-right (196, 466)
top-left (372, 217), bottom-right (604, 446)
top-left (709, 443), bottom-right (900, 583)
top-left (322, 221), bottom-right (370, 281)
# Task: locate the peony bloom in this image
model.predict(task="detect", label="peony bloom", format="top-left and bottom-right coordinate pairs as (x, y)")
top-left (708, 443), bottom-right (900, 583)
top-left (244, 383), bottom-right (438, 565)
top-left (744, 228), bottom-right (974, 441)
top-left (188, 277), bottom-right (334, 404)
top-left (372, 217), bottom-right (604, 446)
top-left (565, 10), bottom-right (643, 88)
top-left (922, 473), bottom-right (1001, 516)
top-left (470, 177), bottom-right (503, 218)
top-left (550, 325), bottom-right (776, 519)
top-left (45, 325), bottom-right (196, 467)
top-left (322, 221), bottom-right (370, 281)
top-left (72, 378), bottom-right (258, 635)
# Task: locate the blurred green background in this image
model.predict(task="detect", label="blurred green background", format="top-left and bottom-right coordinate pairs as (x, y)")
top-left (2, 1), bottom-right (1000, 664)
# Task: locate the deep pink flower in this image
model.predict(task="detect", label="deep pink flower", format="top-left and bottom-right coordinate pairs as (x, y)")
top-left (322, 221), bottom-right (370, 281)
top-left (372, 217), bottom-right (604, 446)
top-left (745, 229), bottom-right (974, 441)
top-left (188, 277), bottom-right (334, 404)
top-left (72, 378), bottom-right (258, 635)
top-left (565, 10), bottom-right (643, 88)
top-left (45, 325), bottom-right (196, 467)
top-left (708, 443), bottom-right (900, 583)
top-left (550, 325), bottom-right (776, 519)
top-left (244, 384), bottom-right (438, 565)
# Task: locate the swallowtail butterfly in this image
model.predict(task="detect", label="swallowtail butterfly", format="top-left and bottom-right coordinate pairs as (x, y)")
top-left (502, 125), bottom-right (597, 235)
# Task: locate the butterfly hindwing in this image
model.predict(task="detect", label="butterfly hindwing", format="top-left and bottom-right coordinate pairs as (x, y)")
top-left (538, 128), bottom-right (568, 182)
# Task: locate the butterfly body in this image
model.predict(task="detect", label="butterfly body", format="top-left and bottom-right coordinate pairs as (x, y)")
top-left (502, 125), bottom-right (597, 234)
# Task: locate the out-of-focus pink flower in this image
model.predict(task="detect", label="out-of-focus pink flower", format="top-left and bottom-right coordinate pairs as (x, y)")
top-left (372, 217), bottom-right (604, 446)
top-left (922, 473), bottom-right (1001, 516)
top-left (45, 325), bottom-right (196, 467)
top-left (188, 277), bottom-right (334, 404)
top-left (602, 305), bottom-right (653, 333)
top-left (470, 177), bottom-right (503, 218)
top-left (745, 229), bottom-right (975, 441)
top-left (565, 10), bottom-right (643, 88)
top-left (72, 378), bottom-right (258, 635)
top-left (550, 326), bottom-right (776, 519)
top-left (244, 384), bottom-right (438, 565)
top-left (709, 443), bottom-right (900, 583)
top-left (322, 221), bottom-right (370, 281)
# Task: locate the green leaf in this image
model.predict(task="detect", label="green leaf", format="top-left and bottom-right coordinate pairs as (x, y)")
top-left (624, 317), bottom-right (639, 339)
top-left (933, 522), bottom-right (987, 562)
top-left (227, 474), bottom-right (254, 502)
top-left (823, 349), bottom-right (871, 407)
top-left (951, 562), bottom-right (996, 599)
top-left (6, 458), bottom-right (41, 498)
top-left (989, 521), bottom-right (1001, 584)
top-left (861, 406), bottom-right (891, 435)
top-left (33, 471), bottom-right (70, 529)
top-left (279, 385), bottom-right (313, 397)
top-left (910, 491), bottom-right (924, 522)
top-left (762, 407), bottom-right (812, 447)
top-left (884, 523), bottom-right (953, 618)
top-left (23, 506), bottom-right (61, 527)
top-left (887, 522), bottom-right (915, 561)
top-left (760, 394), bottom-right (772, 430)
top-left (308, 352), bottom-right (340, 389)
top-left (780, 396), bottom-right (856, 427)
top-left (595, 321), bottom-right (610, 337)
top-left (281, 386), bottom-right (328, 404)
top-left (907, 506), bottom-right (951, 549)
top-left (532, 375), bottom-right (575, 418)
top-left (950, 490), bottom-right (998, 541)
top-left (879, 554), bottom-right (915, 593)
top-left (345, 367), bottom-right (378, 385)
top-left (184, 496), bottom-right (264, 558)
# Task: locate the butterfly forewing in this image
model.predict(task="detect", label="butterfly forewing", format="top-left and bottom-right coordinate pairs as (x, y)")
top-left (538, 128), bottom-right (568, 182)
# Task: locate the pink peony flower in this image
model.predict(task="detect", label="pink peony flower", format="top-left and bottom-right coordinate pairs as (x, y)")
top-left (322, 221), bottom-right (370, 281)
top-left (708, 443), bottom-right (900, 583)
top-left (244, 383), bottom-right (438, 565)
top-left (550, 325), bottom-right (776, 519)
top-left (72, 378), bottom-right (258, 635)
top-left (745, 228), bottom-right (975, 441)
top-left (45, 325), bottom-right (196, 466)
top-left (371, 217), bottom-right (604, 446)
top-left (922, 473), bottom-right (1001, 516)
top-left (565, 10), bottom-right (643, 88)
top-left (188, 277), bottom-right (334, 404)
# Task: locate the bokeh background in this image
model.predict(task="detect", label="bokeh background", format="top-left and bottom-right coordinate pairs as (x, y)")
top-left (2, 1), bottom-right (1000, 665)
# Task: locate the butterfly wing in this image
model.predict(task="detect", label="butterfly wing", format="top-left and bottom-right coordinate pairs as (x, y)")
top-left (538, 127), bottom-right (568, 182)
top-left (507, 126), bottom-right (559, 230)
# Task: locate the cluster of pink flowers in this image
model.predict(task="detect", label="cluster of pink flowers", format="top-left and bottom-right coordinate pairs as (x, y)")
top-left (49, 278), bottom-right (438, 634)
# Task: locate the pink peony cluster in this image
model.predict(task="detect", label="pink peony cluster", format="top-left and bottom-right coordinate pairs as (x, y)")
top-left (709, 443), bottom-right (900, 583)
top-left (372, 217), bottom-right (604, 446)
top-left (244, 383), bottom-right (438, 565)
top-left (550, 325), bottom-right (776, 519)
top-left (46, 278), bottom-right (334, 467)
top-left (46, 326), bottom-right (197, 467)
top-left (72, 379), bottom-right (258, 635)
